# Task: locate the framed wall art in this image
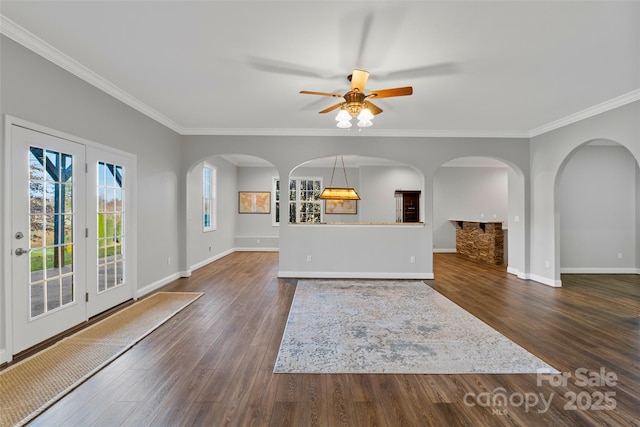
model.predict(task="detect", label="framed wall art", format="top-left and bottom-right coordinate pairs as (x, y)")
top-left (325, 199), bottom-right (357, 215)
top-left (238, 191), bottom-right (271, 214)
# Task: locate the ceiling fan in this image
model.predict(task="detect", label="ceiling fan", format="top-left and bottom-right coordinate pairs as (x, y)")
top-left (300, 69), bottom-right (413, 128)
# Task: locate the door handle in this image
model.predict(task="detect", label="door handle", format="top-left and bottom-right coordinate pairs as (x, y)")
top-left (15, 248), bottom-right (32, 256)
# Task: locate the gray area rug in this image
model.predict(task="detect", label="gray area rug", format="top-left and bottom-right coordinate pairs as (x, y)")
top-left (274, 280), bottom-right (558, 374)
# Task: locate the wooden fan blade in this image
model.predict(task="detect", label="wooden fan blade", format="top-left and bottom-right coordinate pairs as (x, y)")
top-left (300, 91), bottom-right (343, 98)
top-left (350, 69), bottom-right (369, 93)
top-left (364, 100), bottom-right (383, 116)
top-left (367, 86), bottom-right (413, 99)
top-left (319, 102), bottom-right (344, 114)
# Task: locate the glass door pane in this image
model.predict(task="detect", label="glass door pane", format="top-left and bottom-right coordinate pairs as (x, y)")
top-left (28, 146), bottom-right (75, 318)
top-left (97, 161), bottom-right (125, 293)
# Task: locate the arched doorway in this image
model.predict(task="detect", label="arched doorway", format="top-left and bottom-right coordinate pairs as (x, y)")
top-left (433, 156), bottom-right (527, 277)
top-left (289, 155), bottom-right (425, 224)
top-left (279, 154), bottom-right (431, 279)
top-left (185, 154), bottom-right (278, 273)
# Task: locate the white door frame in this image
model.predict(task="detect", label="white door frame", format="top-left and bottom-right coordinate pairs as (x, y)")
top-left (2, 115), bottom-right (138, 363)
top-left (86, 146), bottom-right (136, 317)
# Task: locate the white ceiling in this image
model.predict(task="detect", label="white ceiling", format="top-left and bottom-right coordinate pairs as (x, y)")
top-left (1, 1), bottom-right (639, 137)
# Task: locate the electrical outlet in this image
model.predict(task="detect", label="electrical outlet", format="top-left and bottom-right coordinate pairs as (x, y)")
top-left (410, 256), bottom-right (416, 263)
top-left (167, 257), bottom-right (171, 265)
top-left (307, 255), bottom-right (312, 262)
top-left (618, 252), bottom-right (623, 259)
top-left (545, 260), bottom-right (550, 268)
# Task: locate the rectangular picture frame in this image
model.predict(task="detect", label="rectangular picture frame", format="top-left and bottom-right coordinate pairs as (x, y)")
top-left (238, 191), bottom-right (271, 214)
top-left (325, 199), bottom-right (357, 215)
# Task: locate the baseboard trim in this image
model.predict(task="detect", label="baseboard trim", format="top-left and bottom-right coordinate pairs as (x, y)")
top-left (190, 249), bottom-right (235, 272)
top-left (234, 247), bottom-right (279, 252)
top-left (529, 274), bottom-right (562, 288)
top-left (278, 271), bottom-right (435, 280)
top-left (560, 267), bottom-right (639, 274)
top-left (504, 266), bottom-right (531, 280)
top-left (433, 248), bottom-right (457, 253)
top-left (136, 272), bottom-right (182, 298)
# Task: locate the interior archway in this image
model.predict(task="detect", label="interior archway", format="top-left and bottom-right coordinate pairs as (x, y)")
top-left (289, 154), bottom-right (425, 224)
top-left (279, 154), bottom-right (432, 279)
top-left (185, 154), bottom-right (278, 273)
top-left (555, 140), bottom-right (639, 275)
top-left (433, 156), bottom-right (527, 277)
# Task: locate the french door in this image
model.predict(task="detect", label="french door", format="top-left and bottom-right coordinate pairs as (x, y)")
top-left (85, 147), bottom-right (134, 317)
top-left (10, 124), bottom-right (134, 355)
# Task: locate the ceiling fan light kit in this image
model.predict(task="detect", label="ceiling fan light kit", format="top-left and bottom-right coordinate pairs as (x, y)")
top-left (356, 107), bottom-right (374, 127)
top-left (300, 69), bottom-right (413, 129)
top-left (335, 108), bottom-right (352, 128)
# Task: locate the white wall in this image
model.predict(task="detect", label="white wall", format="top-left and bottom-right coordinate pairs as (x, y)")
top-left (186, 158), bottom-right (238, 270)
top-left (433, 166), bottom-right (508, 251)
top-left (358, 165), bottom-right (423, 223)
top-left (637, 165), bottom-right (640, 271)
top-left (558, 144), bottom-right (637, 272)
top-left (530, 100), bottom-right (640, 286)
top-left (507, 167), bottom-right (528, 277)
top-left (280, 223), bottom-right (430, 279)
top-left (236, 166), bottom-right (279, 249)
top-left (1, 36), bottom-right (183, 361)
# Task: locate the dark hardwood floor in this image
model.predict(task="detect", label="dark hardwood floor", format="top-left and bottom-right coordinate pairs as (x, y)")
top-left (27, 252), bottom-right (639, 426)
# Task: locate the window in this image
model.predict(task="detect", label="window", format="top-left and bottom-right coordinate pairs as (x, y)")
top-left (272, 177), bottom-right (280, 225)
top-left (203, 163), bottom-right (216, 231)
top-left (273, 177), bottom-right (322, 224)
top-left (97, 161), bottom-right (125, 293)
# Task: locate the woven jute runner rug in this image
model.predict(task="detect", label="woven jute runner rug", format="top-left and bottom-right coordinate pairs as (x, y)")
top-left (0, 291), bottom-right (203, 427)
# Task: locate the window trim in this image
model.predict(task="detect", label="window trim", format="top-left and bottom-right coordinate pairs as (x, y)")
top-left (272, 176), bottom-right (280, 226)
top-left (203, 162), bottom-right (216, 232)
top-left (273, 176), bottom-right (323, 225)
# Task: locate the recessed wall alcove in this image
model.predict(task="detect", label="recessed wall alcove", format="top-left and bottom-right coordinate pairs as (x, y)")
top-left (556, 140), bottom-right (639, 274)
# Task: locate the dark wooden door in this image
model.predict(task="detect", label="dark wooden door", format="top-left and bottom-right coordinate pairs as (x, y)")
top-left (402, 192), bottom-right (420, 222)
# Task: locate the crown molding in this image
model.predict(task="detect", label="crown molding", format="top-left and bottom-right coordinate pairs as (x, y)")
top-left (528, 89), bottom-right (640, 137)
top-left (0, 14), bottom-right (185, 134)
top-left (181, 127), bottom-right (530, 139)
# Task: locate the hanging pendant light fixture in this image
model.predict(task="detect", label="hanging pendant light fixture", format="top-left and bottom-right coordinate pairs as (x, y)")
top-left (319, 156), bottom-right (361, 200)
